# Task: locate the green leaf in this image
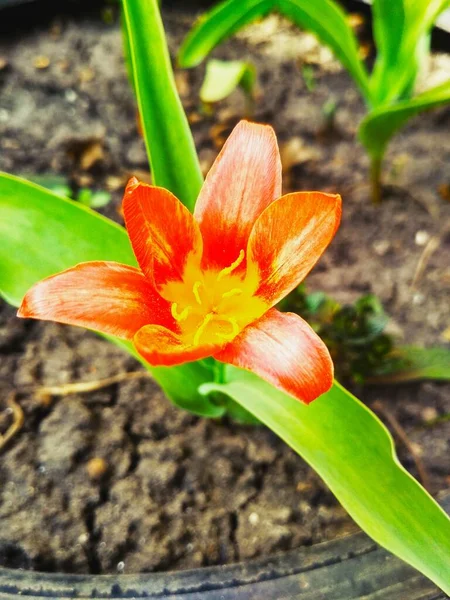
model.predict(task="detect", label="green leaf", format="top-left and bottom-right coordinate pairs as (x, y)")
top-left (179, 0), bottom-right (371, 103)
top-left (0, 172), bottom-right (222, 417)
top-left (178, 0), bottom-right (275, 68)
top-left (276, 0), bottom-right (371, 102)
top-left (368, 345), bottom-right (450, 383)
top-left (201, 370), bottom-right (450, 594)
top-left (358, 79), bottom-right (450, 161)
top-left (77, 189), bottom-right (112, 208)
top-left (121, 0), bottom-right (203, 211)
top-left (370, 0), bottom-right (450, 105)
top-left (200, 59), bottom-right (256, 104)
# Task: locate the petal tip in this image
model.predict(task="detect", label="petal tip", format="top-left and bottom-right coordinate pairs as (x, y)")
top-left (16, 300), bottom-right (27, 319)
top-left (125, 176), bottom-right (140, 193)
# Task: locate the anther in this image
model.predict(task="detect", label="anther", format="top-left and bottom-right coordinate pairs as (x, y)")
top-left (192, 281), bottom-right (203, 305)
top-left (221, 288), bottom-right (243, 299)
top-left (171, 303), bottom-right (190, 322)
top-left (217, 250), bottom-right (245, 281)
top-left (193, 313), bottom-right (213, 346)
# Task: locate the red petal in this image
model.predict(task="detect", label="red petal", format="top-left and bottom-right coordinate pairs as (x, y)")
top-left (123, 178), bottom-right (203, 286)
top-left (214, 309), bottom-right (333, 404)
top-left (17, 261), bottom-right (174, 339)
top-left (194, 121), bottom-right (282, 271)
top-left (134, 325), bottom-right (218, 366)
top-left (247, 192), bottom-right (341, 306)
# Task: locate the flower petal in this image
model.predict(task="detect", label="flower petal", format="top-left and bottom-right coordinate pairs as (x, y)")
top-left (194, 121), bottom-right (282, 271)
top-left (134, 325), bottom-right (218, 367)
top-left (123, 178), bottom-right (203, 286)
top-left (214, 308), bottom-right (333, 404)
top-left (18, 261), bottom-right (174, 339)
top-left (246, 191), bottom-right (341, 306)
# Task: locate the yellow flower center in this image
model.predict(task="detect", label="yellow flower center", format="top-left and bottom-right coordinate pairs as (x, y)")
top-left (160, 250), bottom-right (266, 348)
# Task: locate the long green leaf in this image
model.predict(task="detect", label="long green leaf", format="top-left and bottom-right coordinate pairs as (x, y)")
top-left (179, 0), bottom-right (371, 103)
top-left (368, 345), bottom-right (450, 383)
top-left (370, 0), bottom-right (450, 105)
top-left (121, 0), bottom-right (203, 211)
top-left (358, 79), bottom-right (450, 160)
top-left (178, 0), bottom-right (274, 68)
top-left (276, 0), bottom-right (371, 102)
top-left (201, 369), bottom-right (450, 594)
top-left (0, 173), bottom-right (222, 417)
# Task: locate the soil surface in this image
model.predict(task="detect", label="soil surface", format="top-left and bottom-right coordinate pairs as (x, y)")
top-left (0, 2), bottom-right (449, 575)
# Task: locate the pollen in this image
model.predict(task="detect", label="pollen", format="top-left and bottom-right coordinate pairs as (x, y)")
top-left (171, 302), bottom-right (190, 322)
top-left (217, 249), bottom-right (245, 281)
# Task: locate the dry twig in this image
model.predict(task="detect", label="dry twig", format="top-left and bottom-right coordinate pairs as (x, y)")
top-left (0, 393), bottom-right (25, 452)
top-left (35, 371), bottom-right (152, 400)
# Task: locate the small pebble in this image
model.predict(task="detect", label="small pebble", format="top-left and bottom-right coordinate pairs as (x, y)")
top-left (412, 292), bottom-right (425, 305)
top-left (421, 407), bottom-right (438, 423)
top-left (34, 55), bottom-right (50, 69)
top-left (65, 89), bottom-right (77, 103)
top-left (415, 230), bottom-right (430, 246)
top-left (78, 533), bottom-right (89, 544)
top-left (248, 512), bottom-right (260, 525)
top-left (86, 457), bottom-right (108, 480)
top-left (373, 240), bottom-right (390, 256)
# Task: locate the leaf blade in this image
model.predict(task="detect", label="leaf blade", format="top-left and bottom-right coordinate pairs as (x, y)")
top-left (201, 370), bottom-right (450, 594)
top-left (178, 0), bottom-right (274, 68)
top-left (200, 59), bottom-right (256, 104)
top-left (121, 0), bottom-right (203, 211)
top-left (358, 79), bottom-right (450, 160)
top-left (370, 0), bottom-right (450, 104)
top-left (368, 345), bottom-right (450, 383)
top-left (277, 0), bottom-right (371, 102)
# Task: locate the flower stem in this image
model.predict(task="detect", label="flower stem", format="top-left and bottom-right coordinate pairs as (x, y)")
top-left (370, 156), bottom-right (383, 205)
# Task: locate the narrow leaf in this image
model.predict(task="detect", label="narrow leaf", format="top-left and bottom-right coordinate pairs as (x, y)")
top-left (121, 0), bottom-right (203, 211)
top-left (200, 59), bottom-right (256, 103)
top-left (178, 0), bottom-right (275, 68)
top-left (201, 370), bottom-right (450, 594)
top-left (276, 0), bottom-right (371, 102)
top-left (0, 173), bottom-right (221, 417)
top-left (358, 79), bottom-right (450, 160)
top-left (370, 0), bottom-right (450, 104)
top-left (368, 345), bottom-right (450, 383)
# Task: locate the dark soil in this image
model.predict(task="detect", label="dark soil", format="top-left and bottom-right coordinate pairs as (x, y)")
top-left (0, 2), bottom-right (449, 575)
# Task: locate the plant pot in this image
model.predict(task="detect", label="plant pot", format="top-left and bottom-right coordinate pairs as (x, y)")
top-left (1, 493), bottom-right (449, 599)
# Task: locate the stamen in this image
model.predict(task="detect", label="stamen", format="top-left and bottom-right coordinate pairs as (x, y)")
top-left (217, 317), bottom-right (240, 341)
top-left (192, 281), bottom-right (203, 305)
top-left (171, 303), bottom-right (191, 322)
top-left (193, 313), bottom-right (214, 346)
top-left (221, 288), bottom-right (243, 299)
top-left (217, 250), bottom-right (245, 281)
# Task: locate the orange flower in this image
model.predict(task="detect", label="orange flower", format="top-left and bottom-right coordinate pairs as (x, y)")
top-left (18, 121), bottom-right (341, 403)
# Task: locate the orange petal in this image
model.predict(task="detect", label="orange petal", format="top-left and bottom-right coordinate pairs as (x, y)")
top-left (18, 261), bottom-right (174, 339)
top-left (214, 309), bottom-right (333, 404)
top-left (134, 325), bottom-right (219, 367)
top-left (247, 191), bottom-right (341, 306)
top-left (194, 121), bottom-right (282, 271)
top-left (123, 178), bottom-right (203, 286)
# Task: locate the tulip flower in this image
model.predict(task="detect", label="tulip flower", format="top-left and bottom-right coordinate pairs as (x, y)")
top-left (18, 121), bottom-right (341, 404)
